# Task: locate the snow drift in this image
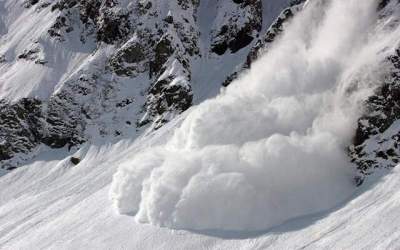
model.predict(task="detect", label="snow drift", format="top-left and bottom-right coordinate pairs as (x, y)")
top-left (110, 0), bottom-right (399, 231)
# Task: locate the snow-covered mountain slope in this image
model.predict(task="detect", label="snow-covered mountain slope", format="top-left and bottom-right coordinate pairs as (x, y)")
top-left (2, 0), bottom-right (400, 249)
top-left (0, 122), bottom-right (400, 249)
top-left (109, 0), bottom-right (400, 232)
top-left (0, 0), bottom-right (294, 169)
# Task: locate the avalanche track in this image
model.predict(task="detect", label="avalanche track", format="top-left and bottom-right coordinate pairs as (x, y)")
top-left (0, 126), bottom-right (399, 249)
top-left (2, 0), bottom-right (400, 248)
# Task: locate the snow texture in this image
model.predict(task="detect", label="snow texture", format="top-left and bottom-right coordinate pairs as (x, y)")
top-left (2, 0), bottom-right (400, 248)
top-left (2, 128), bottom-right (400, 249)
top-left (111, 0), bottom-right (400, 231)
top-left (0, 0), bottom-right (293, 169)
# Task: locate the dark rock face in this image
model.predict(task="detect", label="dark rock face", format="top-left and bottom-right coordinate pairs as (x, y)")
top-left (150, 38), bottom-right (175, 78)
top-left (378, 0), bottom-right (392, 11)
top-left (0, 92), bottom-right (85, 165)
top-left (211, 0), bottom-right (262, 55)
top-left (107, 0), bottom-right (200, 128)
top-left (349, 48), bottom-right (400, 175)
top-left (42, 88), bottom-right (86, 149)
top-left (0, 67), bottom-right (131, 168)
top-left (107, 0), bottom-right (200, 78)
top-left (96, 7), bottom-right (130, 44)
top-left (50, 0), bottom-right (130, 43)
top-left (244, 7), bottom-right (295, 68)
top-left (223, 3), bottom-right (302, 86)
top-left (109, 41), bottom-right (147, 76)
top-left (139, 76), bottom-right (193, 129)
top-left (23, 0), bottom-right (40, 8)
top-left (0, 99), bottom-right (44, 161)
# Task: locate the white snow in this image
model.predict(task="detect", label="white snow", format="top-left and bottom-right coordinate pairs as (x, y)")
top-left (1, 126), bottom-right (400, 249)
top-left (110, 0), bottom-right (399, 232)
top-left (0, 0), bottom-right (96, 101)
top-left (2, 0), bottom-right (400, 248)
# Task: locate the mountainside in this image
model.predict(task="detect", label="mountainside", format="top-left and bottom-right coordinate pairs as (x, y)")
top-left (0, 0), bottom-right (294, 169)
top-left (2, 0), bottom-right (400, 249)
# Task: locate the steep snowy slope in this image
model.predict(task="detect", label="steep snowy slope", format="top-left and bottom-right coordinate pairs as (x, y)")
top-left (0, 123), bottom-right (400, 249)
top-left (2, 0), bottom-right (400, 249)
top-left (110, 0), bottom-right (400, 232)
top-left (0, 0), bottom-right (293, 169)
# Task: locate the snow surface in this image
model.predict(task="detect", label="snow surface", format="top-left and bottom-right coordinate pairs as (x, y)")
top-left (2, 0), bottom-right (400, 248)
top-left (110, 0), bottom-right (400, 231)
top-left (0, 0), bottom-right (96, 101)
top-left (1, 122), bottom-right (400, 249)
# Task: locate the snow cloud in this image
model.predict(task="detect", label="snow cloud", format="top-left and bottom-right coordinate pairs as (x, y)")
top-left (111, 0), bottom-right (398, 231)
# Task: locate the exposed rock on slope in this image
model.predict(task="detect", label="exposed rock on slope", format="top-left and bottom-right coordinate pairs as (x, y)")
top-left (5, 0), bottom-right (400, 185)
top-left (350, 48), bottom-right (400, 176)
top-left (347, 1), bottom-right (400, 179)
top-left (0, 0), bottom-right (293, 169)
top-left (210, 0), bottom-right (262, 55)
top-left (223, 1), bottom-right (304, 86)
top-left (0, 98), bottom-right (43, 166)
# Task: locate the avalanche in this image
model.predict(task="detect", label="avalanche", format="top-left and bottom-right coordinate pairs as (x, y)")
top-left (1, 0), bottom-right (400, 249)
top-left (111, 0), bottom-right (400, 231)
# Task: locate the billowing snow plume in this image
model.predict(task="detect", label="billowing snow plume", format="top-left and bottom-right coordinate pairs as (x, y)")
top-left (111, 0), bottom-right (400, 231)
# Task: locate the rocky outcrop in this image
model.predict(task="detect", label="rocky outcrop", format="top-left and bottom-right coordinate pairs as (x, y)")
top-left (0, 98), bottom-right (44, 164)
top-left (346, 1), bottom-right (400, 180)
top-left (223, 2), bottom-right (303, 86)
top-left (107, 0), bottom-right (200, 127)
top-left (349, 48), bottom-right (400, 176)
top-left (49, 0), bottom-right (130, 43)
top-left (0, 89), bottom-right (85, 168)
top-left (17, 42), bottom-right (47, 65)
top-left (139, 62), bottom-right (193, 129)
top-left (378, 0), bottom-right (392, 11)
top-left (1, 0), bottom-right (295, 169)
top-left (211, 0), bottom-right (262, 55)
top-left (0, 67), bottom-right (135, 169)
top-left (108, 40), bottom-right (147, 77)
